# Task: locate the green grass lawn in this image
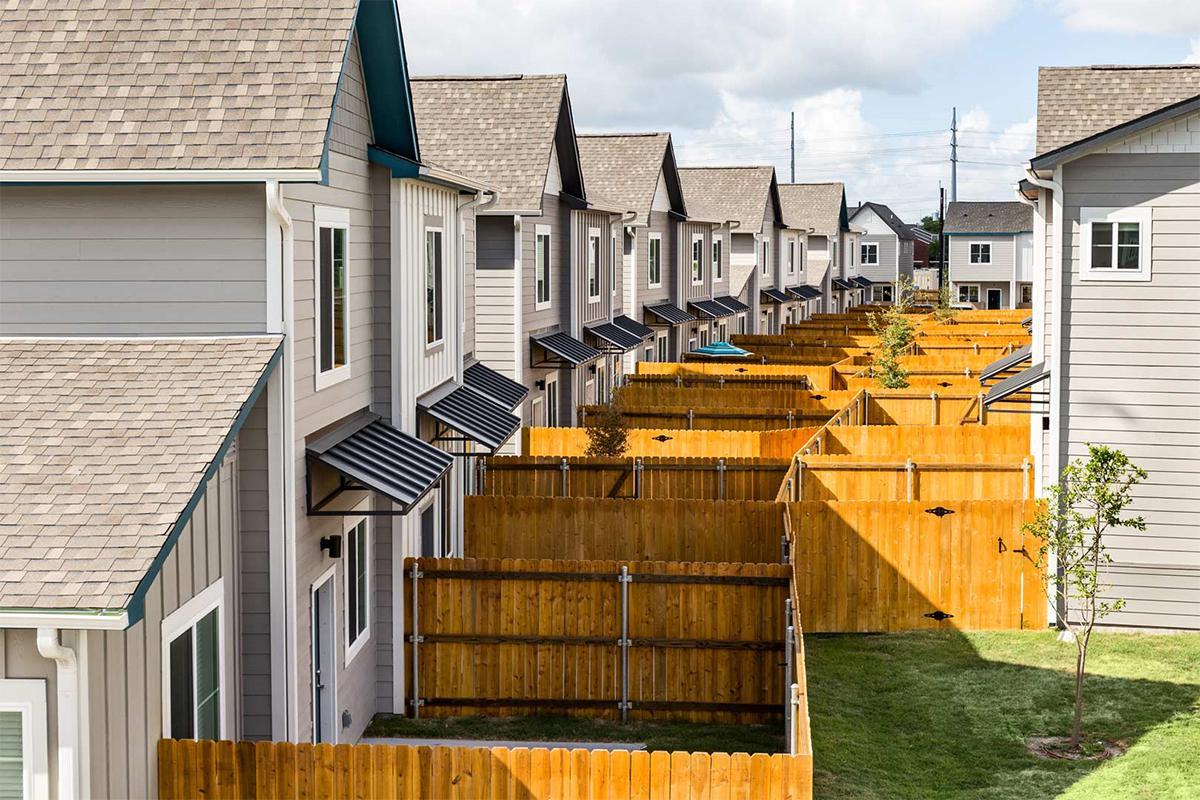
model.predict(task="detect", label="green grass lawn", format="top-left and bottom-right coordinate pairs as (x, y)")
top-left (806, 630), bottom-right (1200, 800)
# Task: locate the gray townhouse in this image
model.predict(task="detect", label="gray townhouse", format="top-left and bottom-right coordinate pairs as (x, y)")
top-left (849, 201), bottom-right (917, 303)
top-left (410, 75), bottom-right (627, 438)
top-left (0, 2), bottom-right (524, 796)
top-left (1010, 64), bottom-right (1200, 630)
top-left (944, 201), bottom-right (1034, 309)
top-left (677, 166), bottom-right (793, 334)
top-left (778, 183), bottom-right (859, 313)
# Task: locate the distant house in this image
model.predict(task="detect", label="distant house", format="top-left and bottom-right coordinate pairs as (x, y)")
top-left (778, 183), bottom-right (856, 313)
top-left (677, 166), bottom-right (793, 334)
top-left (944, 201), bottom-right (1034, 309)
top-left (1019, 63), bottom-right (1200, 630)
top-left (849, 201), bottom-right (917, 302)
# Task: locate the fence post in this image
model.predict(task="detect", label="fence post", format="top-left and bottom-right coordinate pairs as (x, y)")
top-left (863, 390), bottom-right (870, 425)
top-left (718, 375), bottom-right (725, 387)
top-left (788, 684), bottom-right (801, 755)
top-left (1022, 457), bottom-right (1031, 500)
top-left (560, 457), bottom-right (569, 497)
top-left (787, 410), bottom-right (795, 427)
top-left (409, 561), bottom-right (424, 718)
top-left (580, 407), bottom-right (588, 427)
top-left (930, 391), bottom-right (939, 425)
top-left (905, 458), bottom-right (915, 501)
top-left (717, 458), bottom-right (726, 500)
top-left (784, 620), bottom-right (794, 739)
top-left (618, 565), bottom-right (632, 722)
top-left (687, 408), bottom-right (695, 430)
top-left (795, 458), bottom-right (804, 501)
top-left (476, 458), bottom-right (487, 495)
top-left (978, 392), bottom-right (986, 424)
top-left (634, 457), bottom-right (643, 499)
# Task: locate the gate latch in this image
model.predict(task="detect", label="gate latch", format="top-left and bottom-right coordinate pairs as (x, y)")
top-left (924, 610), bottom-right (954, 621)
top-left (925, 506), bottom-right (954, 517)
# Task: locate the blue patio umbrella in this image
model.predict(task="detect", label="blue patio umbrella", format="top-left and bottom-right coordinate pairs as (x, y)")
top-left (690, 341), bottom-right (752, 358)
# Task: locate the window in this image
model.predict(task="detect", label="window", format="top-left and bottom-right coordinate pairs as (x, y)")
top-left (531, 395), bottom-right (544, 426)
top-left (344, 519), bottom-right (370, 664)
top-left (831, 242), bottom-right (838, 267)
top-left (424, 228), bottom-right (444, 346)
top-left (657, 334), bottom-right (668, 362)
top-left (761, 240), bottom-right (770, 276)
top-left (861, 243), bottom-right (879, 265)
top-left (535, 226), bottom-right (552, 309)
top-left (788, 240), bottom-right (796, 275)
top-left (315, 206), bottom-right (350, 389)
top-left (545, 377), bottom-right (559, 427)
top-left (957, 284), bottom-right (980, 303)
top-left (1020, 284), bottom-right (1033, 305)
top-left (849, 242), bottom-right (855, 267)
top-left (1081, 207), bottom-right (1152, 281)
top-left (597, 363), bottom-right (607, 403)
top-left (587, 229), bottom-right (601, 301)
top-left (873, 284), bottom-right (894, 303)
top-left (0, 680), bottom-right (48, 800)
top-left (644, 345), bottom-right (654, 362)
top-left (162, 579), bottom-right (224, 740)
top-left (718, 321), bottom-right (727, 342)
top-left (737, 315), bottom-right (746, 335)
top-left (687, 337), bottom-right (697, 352)
top-left (419, 503), bottom-right (438, 557)
top-left (611, 234), bottom-right (618, 297)
top-left (648, 234), bottom-right (662, 287)
top-left (699, 329), bottom-right (709, 347)
top-left (712, 236), bottom-right (723, 280)
top-left (691, 235), bottom-right (704, 284)
top-left (969, 242), bottom-right (992, 264)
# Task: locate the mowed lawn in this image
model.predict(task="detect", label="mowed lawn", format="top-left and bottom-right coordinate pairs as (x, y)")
top-left (806, 630), bottom-right (1200, 800)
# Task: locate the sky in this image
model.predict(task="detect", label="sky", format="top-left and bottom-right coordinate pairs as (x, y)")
top-left (397, 0), bottom-right (1200, 223)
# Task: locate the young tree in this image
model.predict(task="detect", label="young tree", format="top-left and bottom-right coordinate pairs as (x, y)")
top-left (867, 277), bottom-right (916, 388)
top-left (933, 283), bottom-right (958, 324)
top-left (1023, 444), bottom-right (1147, 750)
top-left (584, 401), bottom-right (629, 457)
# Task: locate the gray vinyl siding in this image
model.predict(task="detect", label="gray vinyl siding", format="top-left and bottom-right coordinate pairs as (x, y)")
top-left (948, 234), bottom-right (1016, 283)
top-left (462, 210), bottom-right (477, 359)
top-left (711, 224), bottom-right (730, 297)
top-left (898, 239), bottom-right (915, 281)
top-left (1059, 151), bottom-right (1200, 629)
top-left (859, 234), bottom-right (897, 283)
top-left (237, 399), bottom-right (272, 740)
top-left (477, 216), bottom-right (515, 270)
top-left (328, 35), bottom-right (372, 159)
top-left (575, 208), bottom-right (614, 327)
top-left (639, 211), bottom-right (675, 312)
top-left (0, 183), bottom-right (267, 334)
top-left (522, 194), bottom-right (569, 334)
top-left (681, 221), bottom-right (712, 303)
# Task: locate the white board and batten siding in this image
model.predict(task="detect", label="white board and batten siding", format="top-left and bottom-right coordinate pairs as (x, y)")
top-left (1059, 149), bottom-right (1200, 629)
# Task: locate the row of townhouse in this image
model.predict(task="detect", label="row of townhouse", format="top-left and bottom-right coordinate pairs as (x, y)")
top-left (0, 1), bottom-right (871, 797)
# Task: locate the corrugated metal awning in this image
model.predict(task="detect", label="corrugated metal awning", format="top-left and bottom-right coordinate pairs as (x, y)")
top-left (585, 322), bottom-right (644, 351)
top-left (831, 278), bottom-right (854, 290)
top-left (644, 302), bottom-right (697, 326)
top-left (531, 331), bottom-right (602, 367)
top-left (306, 416), bottom-right (452, 514)
top-left (789, 286), bottom-right (821, 300)
top-left (984, 362), bottom-right (1049, 407)
top-left (852, 276), bottom-right (872, 288)
top-left (464, 361), bottom-right (528, 411)
top-left (714, 295), bottom-right (751, 314)
top-left (419, 382), bottom-right (520, 454)
top-left (613, 314), bottom-right (654, 340)
top-left (688, 299), bottom-right (734, 320)
top-left (980, 345), bottom-right (1032, 384)
top-left (761, 288), bottom-right (792, 304)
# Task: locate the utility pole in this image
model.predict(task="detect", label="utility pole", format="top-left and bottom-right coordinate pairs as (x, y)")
top-left (938, 185), bottom-right (947, 292)
top-left (790, 111), bottom-right (795, 183)
top-left (950, 107), bottom-right (958, 203)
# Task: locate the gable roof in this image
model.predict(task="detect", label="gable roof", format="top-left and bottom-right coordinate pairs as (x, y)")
top-left (676, 166), bottom-right (779, 230)
top-left (850, 201), bottom-right (915, 240)
top-left (0, 336), bottom-right (281, 621)
top-left (778, 182), bottom-right (847, 237)
top-left (943, 201), bottom-right (1032, 234)
top-left (0, 0), bottom-right (417, 179)
top-left (1034, 65), bottom-right (1200, 166)
top-left (410, 74), bottom-right (585, 213)
top-left (576, 133), bottom-right (685, 225)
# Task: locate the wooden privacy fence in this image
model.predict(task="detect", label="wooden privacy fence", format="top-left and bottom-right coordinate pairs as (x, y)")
top-left (464, 496), bottom-right (788, 563)
top-left (576, 404), bottom-right (833, 431)
top-left (863, 392), bottom-right (980, 426)
top-left (158, 739), bottom-right (813, 800)
top-left (796, 456), bottom-right (1032, 502)
top-left (403, 558), bottom-right (792, 723)
top-left (522, 426), bottom-right (819, 459)
top-left (626, 372), bottom-right (812, 390)
top-left (634, 362), bottom-right (839, 392)
top-left (614, 384), bottom-right (835, 410)
top-left (789, 500), bottom-right (1046, 631)
top-left (478, 456), bottom-right (791, 500)
top-left (818, 424), bottom-right (1030, 458)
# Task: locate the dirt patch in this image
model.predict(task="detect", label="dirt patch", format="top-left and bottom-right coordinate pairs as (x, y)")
top-left (1027, 735), bottom-right (1127, 761)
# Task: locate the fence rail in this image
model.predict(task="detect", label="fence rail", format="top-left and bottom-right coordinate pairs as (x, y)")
top-left (797, 457), bottom-right (1032, 501)
top-left (523, 426), bottom-right (819, 459)
top-left (576, 403), bottom-right (833, 430)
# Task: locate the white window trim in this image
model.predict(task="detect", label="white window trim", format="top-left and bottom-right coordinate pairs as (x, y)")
top-left (313, 206), bottom-right (352, 392)
top-left (1020, 283), bottom-right (1034, 304)
top-left (534, 224), bottom-right (553, 311)
top-left (691, 234), bottom-right (705, 286)
top-left (787, 239), bottom-right (796, 275)
top-left (161, 578), bottom-right (227, 740)
top-left (0, 680), bottom-right (49, 800)
top-left (343, 517), bottom-right (371, 667)
top-left (544, 376), bottom-right (559, 427)
top-left (861, 242), bottom-right (879, 266)
top-left (424, 225), bottom-right (446, 350)
top-left (712, 235), bottom-right (723, 281)
top-left (761, 240), bottom-right (770, 276)
top-left (1080, 206), bottom-right (1153, 282)
top-left (957, 283), bottom-right (980, 303)
top-left (587, 227), bottom-right (602, 302)
top-left (969, 241), bottom-right (992, 265)
top-left (531, 395), bottom-right (544, 426)
top-left (648, 233), bottom-right (663, 288)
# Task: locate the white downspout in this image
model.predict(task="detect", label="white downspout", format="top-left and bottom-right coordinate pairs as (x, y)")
top-left (36, 629), bottom-right (78, 800)
top-left (265, 180), bottom-right (298, 740)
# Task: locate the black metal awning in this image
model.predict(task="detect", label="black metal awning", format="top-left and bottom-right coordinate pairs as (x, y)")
top-left (613, 314), bottom-right (654, 340)
top-left (831, 278), bottom-right (854, 290)
top-left (980, 344), bottom-right (1032, 384)
top-left (644, 302), bottom-right (697, 326)
top-left (984, 362), bottom-right (1049, 410)
top-left (1021, 315), bottom-right (1033, 330)
top-left (584, 322), bottom-right (643, 352)
top-left (464, 361), bottom-right (527, 411)
top-left (761, 288), bottom-right (792, 304)
top-left (789, 286), bottom-right (821, 300)
top-left (305, 416), bottom-right (453, 516)
top-left (531, 331), bottom-right (602, 368)
top-left (852, 276), bottom-right (873, 288)
top-left (688, 299), bottom-right (734, 320)
top-left (714, 295), bottom-right (751, 314)
top-left (419, 382), bottom-right (520, 455)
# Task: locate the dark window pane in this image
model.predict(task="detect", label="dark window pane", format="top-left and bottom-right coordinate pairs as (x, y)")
top-left (1117, 244), bottom-right (1139, 269)
top-left (169, 631), bottom-right (195, 739)
top-left (356, 528), bottom-right (368, 635)
top-left (420, 506), bottom-right (436, 557)
top-left (319, 227), bottom-right (333, 372)
top-left (1117, 222), bottom-right (1139, 246)
top-left (195, 609), bottom-right (220, 739)
top-left (332, 228), bottom-right (347, 368)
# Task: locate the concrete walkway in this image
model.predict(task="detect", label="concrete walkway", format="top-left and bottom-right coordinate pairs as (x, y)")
top-left (361, 737), bottom-right (646, 751)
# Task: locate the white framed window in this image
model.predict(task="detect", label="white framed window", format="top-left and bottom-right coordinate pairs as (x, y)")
top-left (597, 362), bottom-right (607, 402)
top-left (861, 242), bottom-right (879, 266)
top-left (718, 321), bottom-right (727, 342)
top-left (643, 344), bottom-right (654, 362)
top-left (162, 578), bottom-right (225, 740)
top-left (535, 226), bottom-right (552, 309)
top-left (1080, 207), bottom-right (1152, 281)
top-left (849, 241), bottom-right (856, 267)
top-left (587, 228), bottom-right (601, 301)
top-left (699, 328), bottom-right (709, 347)
top-left (425, 226), bottom-right (445, 347)
top-left (831, 241), bottom-right (838, 268)
top-left (737, 314), bottom-right (746, 335)
top-left (314, 206), bottom-right (351, 391)
top-left (691, 234), bottom-right (704, 285)
top-left (712, 236), bottom-right (723, 280)
top-left (957, 284), bottom-right (980, 303)
top-left (0, 680), bottom-right (49, 800)
top-left (761, 240), bottom-right (770, 276)
top-left (969, 242), bottom-right (992, 264)
top-left (344, 518), bottom-right (370, 665)
top-left (656, 334), bottom-right (668, 362)
top-left (611, 233), bottom-right (618, 298)
top-left (545, 376), bottom-right (559, 427)
top-left (787, 240), bottom-right (796, 275)
top-left (1020, 283), bottom-right (1033, 304)
top-left (531, 395), bottom-right (544, 426)
top-left (687, 337), bottom-right (697, 352)
top-left (873, 284), bottom-right (894, 303)
top-left (648, 234), bottom-right (662, 287)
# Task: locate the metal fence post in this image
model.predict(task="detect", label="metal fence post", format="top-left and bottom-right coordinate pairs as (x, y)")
top-left (560, 457), bottom-right (569, 497)
top-left (409, 562), bottom-right (423, 718)
top-left (784, 623), bottom-right (794, 739)
top-left (786, 410), bottom-right (795, 428)
top-left (634, 457), bottom-right (644, 499)
top-left (717, 458), bottom-right (726, 500)
top-left (618, 565), bottom-right (631, 721)
top-left (1022, 457), bottom-right (1031, 500)
top-left (687, 408), bottom-right (695, 430)
top-left (930, 391), bottom-right (939, 426)
top-left (795, 458), bottom-right (804, 502)
top-left (978, 392), bottom-right (986, 424)
top-left (788, 684), bottom-right (801, 755)
top-left (906, 458), bottom-right (916, 501)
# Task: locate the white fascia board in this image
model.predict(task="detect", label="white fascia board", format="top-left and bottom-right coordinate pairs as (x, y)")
top-left (1, 168), bottom-right (322, 184)
top-left (0, 610), bottom-right (129, 631)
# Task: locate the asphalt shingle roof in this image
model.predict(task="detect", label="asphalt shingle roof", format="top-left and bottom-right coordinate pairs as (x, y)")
top-left (1036, 65), bottom-right (1200, 156)
top-left (410, 75), bottom-right (569, 212)
top-left (943, 201), bottom-right (1033, 234)
top-left (577, 133), bottom-right (672, 226)
top-left (677, 166), bottom-right (776, 230)
top-left (0, 0), bottom-right (359, 173)
top-left (0, 337), bottom-right (281, 611)
top-left (778, 182), bottom-right (845, 237)
top-left (850, 201), bottom-right (915, 240)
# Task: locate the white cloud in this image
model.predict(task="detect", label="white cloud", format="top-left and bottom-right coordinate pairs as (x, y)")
top-left (1183, 38), bottom-right (1200, 63)
top-left (1051, 1), bottom-right (1200, 35)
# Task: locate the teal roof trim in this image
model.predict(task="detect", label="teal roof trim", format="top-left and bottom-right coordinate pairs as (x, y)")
top-left (368, 145), bottom-right (422, 179)
top-left (356, 0), bottom-right (420, 162)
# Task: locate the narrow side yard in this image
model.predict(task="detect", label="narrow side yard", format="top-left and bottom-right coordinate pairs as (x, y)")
top-left (807, 630), bottom-right (1200, 800)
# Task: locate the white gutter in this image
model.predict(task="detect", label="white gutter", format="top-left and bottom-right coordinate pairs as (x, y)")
top-left (2, 168), bottom-right (322, 184)
top-left (265, 180), bottom-right (298, 741)
top-left (0, 611), bottom-right (125, 631)
top-left (36, 630), bottom-right (79, 800)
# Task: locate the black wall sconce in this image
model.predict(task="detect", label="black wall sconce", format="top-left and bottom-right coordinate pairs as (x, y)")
top-left (535, 379), bottom-right (546, 390)
top-left (588, 364), bottom-right (597, 374)
top-left (320, 535), bottom-right (343, 559)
